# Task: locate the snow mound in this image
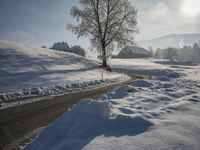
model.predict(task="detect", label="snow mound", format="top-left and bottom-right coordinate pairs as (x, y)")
top-left (24, 99), bottom-right (153, 150)
top-left (132, 80), bottom-right (154, 87)
top-left (71, 99), bottom-right (113, 118)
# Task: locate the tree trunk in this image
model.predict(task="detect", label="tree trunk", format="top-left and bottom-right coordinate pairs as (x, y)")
top-left (102, 46), bottom-right (107, 67)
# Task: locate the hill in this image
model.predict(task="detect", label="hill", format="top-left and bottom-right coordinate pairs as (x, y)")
top-left (138, 34), bottom-right (200, 49)
top-left (0, 39), bottom-right (127, 108)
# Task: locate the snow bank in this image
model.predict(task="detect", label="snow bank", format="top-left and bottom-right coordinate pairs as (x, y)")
top-left (0, 79), bottom-right (107, 106)
top-left (0, 75), bottom-right (129, 109)
top-left (24, 98), bottom-right (153, 150)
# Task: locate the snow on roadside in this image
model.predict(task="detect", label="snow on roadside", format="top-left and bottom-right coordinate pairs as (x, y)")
top-left (24, 58), bottom-right (200, 150)
top-left (0, 74), bottom-right (129, 109)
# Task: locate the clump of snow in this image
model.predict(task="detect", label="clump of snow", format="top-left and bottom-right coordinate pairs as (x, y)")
top-left (132, 79), bottom-right (154, 87)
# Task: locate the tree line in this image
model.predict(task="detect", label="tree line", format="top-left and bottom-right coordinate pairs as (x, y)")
top-left (149, 41), bottom-right (200, 62)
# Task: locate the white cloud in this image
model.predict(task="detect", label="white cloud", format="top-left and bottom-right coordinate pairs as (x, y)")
top-left (147, 2), bottom-right (170, 19)
top-left (3, 30), bottom-right (36, 45)
top-left (133, 0), bottom-right (200, 41)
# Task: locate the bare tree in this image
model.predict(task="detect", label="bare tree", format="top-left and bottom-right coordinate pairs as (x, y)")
top-left (192, 42), bottom-right (200, 62)
top-left (148, 46), bottom-right (154, 58)
top-left (68, 0), bottom-right (138, 67)
top-left (163, 48), bottom-right (178, 61)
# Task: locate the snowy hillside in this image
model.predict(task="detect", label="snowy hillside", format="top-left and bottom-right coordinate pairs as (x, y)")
top-left (24, 58), bottom-right (200, 150)
top-left (0, 39), bottom-right (129, 109)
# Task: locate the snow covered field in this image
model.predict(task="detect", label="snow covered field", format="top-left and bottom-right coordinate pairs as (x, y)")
top-left (0, 40), bottom-right (129, 109)
top-left (24, 58), bottom-right (200, 150)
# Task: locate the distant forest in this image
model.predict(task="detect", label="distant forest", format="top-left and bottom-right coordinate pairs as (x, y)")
top-left (151, 41), bottom-right (200, 62)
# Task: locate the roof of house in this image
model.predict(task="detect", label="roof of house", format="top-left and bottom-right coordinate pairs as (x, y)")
top-left (118, 46), bottom-right (150, 55)
top-left (120, 46), bottom-right (150, 55)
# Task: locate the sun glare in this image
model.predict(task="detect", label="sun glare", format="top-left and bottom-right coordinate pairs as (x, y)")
top-left (182, 0), bottom-right (200, 16)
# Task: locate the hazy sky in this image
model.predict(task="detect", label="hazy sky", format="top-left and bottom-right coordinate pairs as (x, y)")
top-left (0, 0), bottom-right (200, 48)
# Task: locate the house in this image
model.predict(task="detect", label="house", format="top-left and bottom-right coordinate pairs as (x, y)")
top-left (117, 46), bottom-right (150, 58)
top-left (50, 42), bottom-right (85, 57)
top-left (51, 41), bottom-right (70, 52)
top-left (69, 45), bottom-right (85, 57)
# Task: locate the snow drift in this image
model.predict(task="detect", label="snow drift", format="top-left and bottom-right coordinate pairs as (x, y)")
top-left (24, 98), bottom-right (153, 150)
